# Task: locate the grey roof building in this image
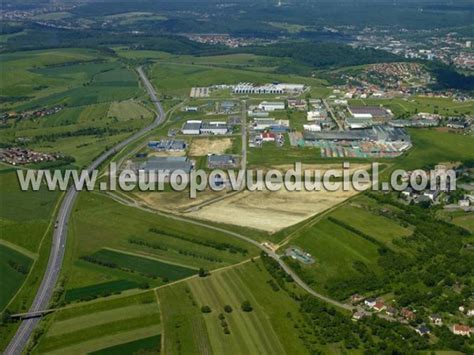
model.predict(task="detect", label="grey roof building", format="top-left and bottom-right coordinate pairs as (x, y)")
top-left (140, 156), bottom-right (193, 173)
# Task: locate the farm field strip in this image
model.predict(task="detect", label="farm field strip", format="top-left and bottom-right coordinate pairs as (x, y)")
top-left (46, 325), bottom-right (161, 355)
top-left (39, 291), bottom-right (161, 353)
top-left (47, 302), bottom-right (158, 336)
top-left (188, 269), bottom-right (285, 354)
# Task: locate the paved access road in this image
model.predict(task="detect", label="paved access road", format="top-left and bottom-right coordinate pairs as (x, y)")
top-left (4, 67), bottom-right (164, 355)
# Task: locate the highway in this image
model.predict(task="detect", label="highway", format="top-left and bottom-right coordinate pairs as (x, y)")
top-left (4, 66), bottom-right (165, 355)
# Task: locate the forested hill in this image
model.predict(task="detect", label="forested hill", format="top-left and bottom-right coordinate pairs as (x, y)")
top-left (248, 42), bottom-right (402, 71)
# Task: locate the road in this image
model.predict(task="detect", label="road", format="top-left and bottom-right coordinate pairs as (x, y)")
top-left (240, 100), bottom-right (247, 172)
top-left (4, 66), bottom-right (165, 355)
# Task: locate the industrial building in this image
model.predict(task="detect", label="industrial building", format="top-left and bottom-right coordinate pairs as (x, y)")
top-left (258, 101), bottom-right (286, 112)
top-left (219, 101), bottom-right (238, 113)
top-left (181, 120), bottom-right (230, 135)
top-left (303, 124), bottom-right (322, 132)
top-left (139, 156), bottom-right (193, 174)
top-left (232, 82), bottom-right (305, 95)
top-left (252, 118), bottom-right (289, 131)
top-left (304, 125), bottom-right (410, 143)
top-left (348, 106), bottom-right (393, 119)
top-left (287, 98), bottom-right (307, 111)
top-left (346, 117), bottom-right (374, 129)
top-left (389, 119), bottom-right (439, 128)
top-left (148, 139), bottom-right (187, 151)
top-left (207, 154), bottom-right (239, 168)
top-left (200, 121), bottom-right (230, 135)
top-left (181, 120), bottom-right (202, 135)
top-left (304, 125), bottom-right (411, 158)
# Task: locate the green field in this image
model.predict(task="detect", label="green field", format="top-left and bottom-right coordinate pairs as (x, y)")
top-left (393, 129), bottom-right (474, 171)
top-left (159, 260), bottom-right (308, 354)
top-left (0, 171), bottom-right (59, 314)
top-left (289, 218), bottom-right (382, 293)
top-left (90, 334), bottom-right (161, 354)
top-left (0, 171), bottom-right (59, 252)
top-left (37, 291), bottom-right (161, 354)
top-left (63, 192), bottom-right (258, 295)
top-left (148, 59), bottom-right (328, 98)
top-left (64, 279), bottom-right (141, 302)
top-left (0, 48), bottom-right (152, 167)
top-left (329, 204), bottom-right (413, 248)
top-left (350, 96), bottom-right (474, 117)
top-left (84, 248), bottom-right (197, 281)
top-left (0, 244), bottom-right (33, 310)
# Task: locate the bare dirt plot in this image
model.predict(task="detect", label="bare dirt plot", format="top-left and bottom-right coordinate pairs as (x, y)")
top-left (270, 163), bottom-right (371, 176)
top-left (186, 187), bottom-right (363, 233)
top-left (133, 188), bottom-right (228, 213)
top-left (189, 138), bottom-right (233, 156)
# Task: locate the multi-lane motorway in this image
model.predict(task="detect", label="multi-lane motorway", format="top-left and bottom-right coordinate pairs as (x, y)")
top-left (5, 67), bottom-right (165, 355)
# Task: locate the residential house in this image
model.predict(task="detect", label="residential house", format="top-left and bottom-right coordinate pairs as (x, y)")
top-left (364, 298), bottom-right (377, 308)
top-left (416, 325), bottom-right (431, 336)
top-left (373, 301), bottom-right (386, 312)
top-left (401, 308), bottom-right (416, 321)
top-left (452, 324), bottom-right (471, 337)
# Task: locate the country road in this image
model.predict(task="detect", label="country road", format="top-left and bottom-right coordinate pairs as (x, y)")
top-left (4, 66), bottom-right (165, 355)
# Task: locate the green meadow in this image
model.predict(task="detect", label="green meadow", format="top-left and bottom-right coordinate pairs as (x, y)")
top-left (62, 192), bottom-right (258, 297)
top-left (0, 244), bottom-right (33, 310)
top-left (0, 171), bottom-right (60, 313)
top-left (36, 291), bottom-right (161, 354)
top-left (0, 48), bottom-right (153, 167)
top-left (289, 218), bottom-right (382, 292)
top-left (350, 96), bottom-right (474, 117)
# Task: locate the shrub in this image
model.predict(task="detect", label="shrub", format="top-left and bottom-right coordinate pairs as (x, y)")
top-left (201, 305), bottom-right (212, 313)
top-left (241, 301), bottom-right (253, 312)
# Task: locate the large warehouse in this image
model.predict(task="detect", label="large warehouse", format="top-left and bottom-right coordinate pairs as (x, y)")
top-left (233, 83), bottom-right (305, 95)
top-left (348, 106), bottom-right (393, 119)
top-left (182, 120), bottom-right (230, 135)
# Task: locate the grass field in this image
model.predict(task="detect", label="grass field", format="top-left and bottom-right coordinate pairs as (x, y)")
top-left (349, 96), bottom-right (474, 117)
top-left (289, 218), bottom-right (382, 292)
top-left (0, 171), bottom-right (59, 313)
top-left (64, 279), bottom-right (141, 303)
top-left (90, 334), bottom-right (161, 354)
top-left (84, 248), bottom-right (197, 281)
top-left (63, 192), bottom-right (257, 295)
top-left (158, 260), bottom-right (308, 354)
top-left (329, 204), bottom-right (413, 248)
top-left (37, 291), bottom-right (161, 354)
top-left (0, 171), bottom-right (59, 252)
top-left (392, 129), bottom-right (474, 172)
top-left (0, 244), bottom-right (33, 310)
top-left (149, 59), bottom-right (328, 98)
top-left (0, 48), bottom-right (152, 167)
